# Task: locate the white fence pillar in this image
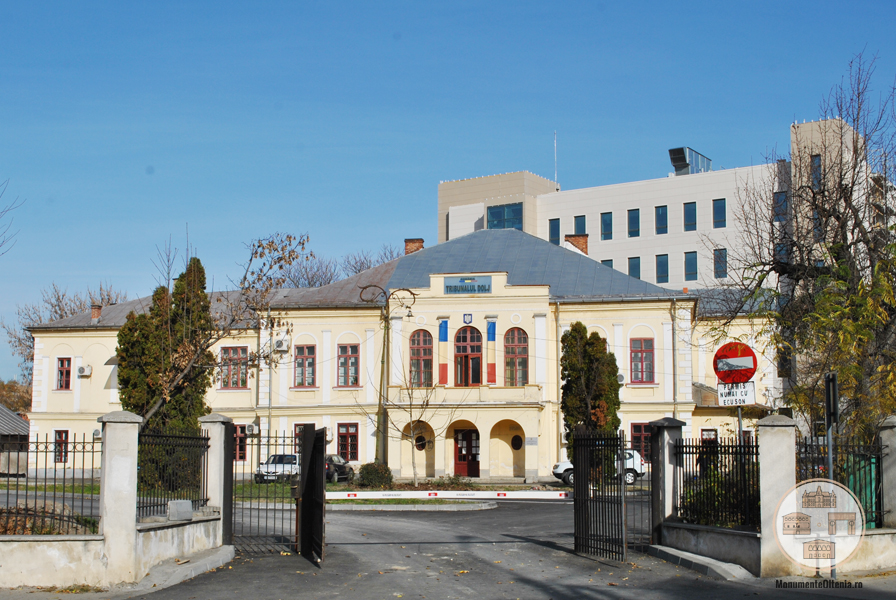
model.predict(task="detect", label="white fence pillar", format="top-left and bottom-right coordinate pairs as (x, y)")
top-left (650, 417), bottom-right (684, 544)
top-left (880, 416), bottom-right (896, 529)
top-left (97, 410), bottom-right (143, 585)
top-left (199, 413), bottom-right (232, 513)
top-left (758, 414), bottom-right (797, 577)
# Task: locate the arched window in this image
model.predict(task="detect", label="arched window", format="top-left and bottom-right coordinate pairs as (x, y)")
top-left (504, 328), bottom-right (528, 386)
top-left (409, 330), bottom-right (433, 387)
top-left (454, 327), bottom-right (482, 387)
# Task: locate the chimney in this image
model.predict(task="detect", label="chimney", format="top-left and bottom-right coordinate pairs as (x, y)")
top-left (91, 304), bottom-right (102, 324)
top-left (564, 234), bottom-right (589, 256)
top-left (404, 238), bottom-right (424, 255)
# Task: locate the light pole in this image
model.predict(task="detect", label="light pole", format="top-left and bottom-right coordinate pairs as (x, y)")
top-left (359, 284), bottom-right (417, 465)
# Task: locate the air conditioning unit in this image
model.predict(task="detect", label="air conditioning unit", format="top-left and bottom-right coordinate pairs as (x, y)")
top-left (273, 335), bottom-right (291, 353)
top-left (78, 365), bottom-right (93, 378)
top-left (245, 423), bottom-right (257, 436)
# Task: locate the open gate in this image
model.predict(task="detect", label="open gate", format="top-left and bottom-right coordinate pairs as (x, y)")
top-left (573, 426), bottom-right (653, 561)
top-left (224, 423), bottom-right (326, 561)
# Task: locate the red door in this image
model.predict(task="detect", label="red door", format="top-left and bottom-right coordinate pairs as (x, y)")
top-left (454, 430), bottom-right (480, 477)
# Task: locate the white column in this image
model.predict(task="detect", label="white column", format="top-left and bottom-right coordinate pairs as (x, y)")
top-left (109, 365), bottom-right (120, 405)
top-left (390, 316), bottom-right (404, 385)
top-left (73, 357), bottom-right (82, 413)
top-left (322, 330), bottom-right (331, 404)
top-left (663, 322), bottom-right (673, 401)
top-left (98, 410), bottom-right (143, 585)
top-left (758, 415), bottom-right (798, 577)
top-left (365, 328), bottom-right (376, 403)
top-left (198, 413), bottom-right (232, 512)
top-left (534, 314), bottom-right (547, 386)
top-left (278, 354), bottom-right (288, 406)
top-left (614, 323), bottom-right (624, 401)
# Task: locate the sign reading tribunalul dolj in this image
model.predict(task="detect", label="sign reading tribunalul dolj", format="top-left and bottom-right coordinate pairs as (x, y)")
top-left (444, 276), bottom-right (492, 295)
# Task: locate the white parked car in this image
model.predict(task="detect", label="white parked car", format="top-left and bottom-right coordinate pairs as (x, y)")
top-left (254, 454), bottom-right (301, 483)
top-left (552, 449), bottom-right (646, 486)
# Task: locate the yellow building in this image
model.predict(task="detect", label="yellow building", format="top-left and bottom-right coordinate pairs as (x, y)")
top-left (27, 229), bottom-right (778, 481)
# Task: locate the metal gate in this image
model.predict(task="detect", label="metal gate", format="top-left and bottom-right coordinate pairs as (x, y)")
top-left (225, 424), bottom-right (326, 559)
top-left (573, 427), bottom-right (653, 561)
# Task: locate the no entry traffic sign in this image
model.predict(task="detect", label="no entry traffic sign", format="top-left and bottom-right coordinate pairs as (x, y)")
top-left (713, 342), bottom-right (757, 384)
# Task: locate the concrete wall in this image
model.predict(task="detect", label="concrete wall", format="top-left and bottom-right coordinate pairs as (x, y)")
top-left (135, 517), bottom-right (223, 578)
top-left (0, 536), bottom-right (106, 588)
top-left (662, 523), bottom-right (760, 576)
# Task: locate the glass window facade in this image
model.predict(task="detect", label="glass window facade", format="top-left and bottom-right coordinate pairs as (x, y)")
top-left (601, 212), bottom-right (612, 240)
top-left (574, 215), bottom-right (586, 235)
top-left (811, 154), bottom-right (822, 191)
top-left (714, 248), bottom-right (727, 278)
top-left (713, 198), bottom-right (726, 228)
top-left (684, 202), bottom-right (697, 231)
top-left (628, 256), bottom-right (641, 280)
top-left (655, 205), bottom-right (668, 235)
top-left (656, 254), bottom-right (669, 284)
top-left (549, 218), bottom-right (560, 245)
top-left (601, 259), bottom-right (613, 268)
top-left (487, 203), bottom-right (523, 230)
top-left (684, 251), bottom-right (698, 281)
top-left (773, 192), bottom-right (788, 223)
top-left (628, 209), bottom-right (640, 238)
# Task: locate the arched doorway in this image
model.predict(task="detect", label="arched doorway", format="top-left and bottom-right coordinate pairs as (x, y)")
top-left (401, 421), bottom-right (435, 478)
top-left (449, 420), bottom-right (480, 477)
top-left (489, 420), bottom-right (525, 477)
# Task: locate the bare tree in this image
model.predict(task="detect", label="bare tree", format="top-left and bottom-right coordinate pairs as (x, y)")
top-left (0, 180), bottom-right (24, 257)
top-left (340, 243), bottom-right (402, 277)
top-left (714, 53), bottom-right (896, 439)
top-left (1, 283), bottom-right (128, 386)
top-left (283, 253), bottom-right (342, 288)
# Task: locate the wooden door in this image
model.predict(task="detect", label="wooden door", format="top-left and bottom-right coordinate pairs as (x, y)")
top-left (454, 430), bottom-right (480, 477)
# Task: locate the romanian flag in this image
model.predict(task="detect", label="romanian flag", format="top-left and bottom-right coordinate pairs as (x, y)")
top-left (439, 320), bottom-right (448, 385)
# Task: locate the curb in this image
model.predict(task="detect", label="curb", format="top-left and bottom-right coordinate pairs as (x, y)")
top-left (327, 501), bottom-right (497, 512)
top-left (117, 545), bottom-right (236, 593)
top-left (647, 545), bottom-right (756, 580)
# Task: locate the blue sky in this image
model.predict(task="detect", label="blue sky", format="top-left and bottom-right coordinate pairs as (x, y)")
top-left (2, 1), bottom-right (895, 380)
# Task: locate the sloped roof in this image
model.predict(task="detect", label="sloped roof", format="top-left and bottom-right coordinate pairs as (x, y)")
top-left (268, 259), bottom-right (399, 309)
top-left (29, 296), bottom-right (154, 331)
top-left (0, 404), bottom-right (29, 436)
top-left (387, 228), bottom-right (685, 302)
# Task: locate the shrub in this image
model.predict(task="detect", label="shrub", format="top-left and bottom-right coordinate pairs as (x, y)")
top-left (435, 474), bottom-right (474, 490)
top-left (359, 462), bottom-right (393, 488)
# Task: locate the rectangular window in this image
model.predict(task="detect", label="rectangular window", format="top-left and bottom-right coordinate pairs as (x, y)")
top-left (812, 209), bottom-right (823, 241)
top-left (600, 212), bottom-right (612, 240)
top-left (338, 344), bottom-right (360, 387)
top-left (683, 202), bottom-right (697, 231)
top-left (773, 191), bottom-right (788, 223)
top-left (713, 198), bottom-right (726, 228)
top-left (811, 154), bottom-right (822, 191)
top-left (628, 256), bottom-right (641, 279)
top-left (701, 429), bottom-right (718, 441)
top-left (548, 218), bottom-right (560, 245)
top-left (714, 248), bottom-right (728, 279)
top-left (630, 339), bottom-right (654, 383)
top-left (684, 251), bottom-right (698, 281)
top-left (294, 345), bottom-right (315, 387)
top-left (54, 430), bottom-right (69, 463)
top-left (775, 243), bottom-right (790, 263)
top-left (656, 254), bottom-right (669, 284)
top-left (574, 215), bottom-right (586, 235)
top-left (627, 209), bottom-right (640, 237)
top-left (221, 347), bottom-right (249, 389)
top-left (630, 423), bottom-right (652, 458)
top-left (56, 358), bottom-right (71, 390)
top-left (655, 205), bottom-right (668, 235)
top-left (234, 425), bottom-right (247, 461)
top-left (601, 259), bottom-right (613, 268)
top-left (487, 202), bottom-right (523, 230)
top-left (337, 423), bottom-right (359, 461)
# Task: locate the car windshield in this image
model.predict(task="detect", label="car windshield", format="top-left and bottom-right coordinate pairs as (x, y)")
top-left (267, 455), bottom-right (296, 465)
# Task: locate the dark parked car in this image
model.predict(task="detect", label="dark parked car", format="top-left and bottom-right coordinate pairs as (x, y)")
top-left (325, 454), bottom-right (354, 483)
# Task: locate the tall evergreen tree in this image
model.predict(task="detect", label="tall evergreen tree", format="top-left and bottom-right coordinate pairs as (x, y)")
top-left (560, 322), bottom-right (621, 448)
top-left (117, 258), bottom-right (214, 430)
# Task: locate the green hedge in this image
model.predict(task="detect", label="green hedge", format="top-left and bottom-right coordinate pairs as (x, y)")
top-left (359, 462), bottom-right (393, 488)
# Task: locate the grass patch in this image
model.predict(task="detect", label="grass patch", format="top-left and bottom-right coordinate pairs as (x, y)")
top-left (0, 482), bottom-right (101, 494)
top-left (41, 584), bottom-right (106, 593)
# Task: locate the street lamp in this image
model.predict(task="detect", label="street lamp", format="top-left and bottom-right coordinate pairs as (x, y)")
top-left (359, 284), bottom-right (417, 465)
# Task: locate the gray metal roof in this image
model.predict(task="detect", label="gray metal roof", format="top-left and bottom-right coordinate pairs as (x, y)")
top-left (29, 296), bottom-right (153, 331)
top-left (387, 228), bottom-right (685, 302)
top-left (0, 404), bottom-right (29, 436)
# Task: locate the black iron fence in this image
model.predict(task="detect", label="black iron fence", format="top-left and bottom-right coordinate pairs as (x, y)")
top-left (137, 427), bottom-right (209, 518)
top-left (674, 438), bottom-right (760, 531)
top-left (0, 434), bottom-right (102, 535)
top-left (796, 437), bottom-right (884, 528)
top-left (572, 428), bottom-right (627, 561)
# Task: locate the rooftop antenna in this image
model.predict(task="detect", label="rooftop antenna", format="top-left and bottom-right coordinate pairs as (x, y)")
top-left (554, 131), bottom-right (558, 190)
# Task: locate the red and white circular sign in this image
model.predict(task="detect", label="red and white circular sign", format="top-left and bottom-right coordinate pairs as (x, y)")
top-left (713, 342), bottom-right (757, 384)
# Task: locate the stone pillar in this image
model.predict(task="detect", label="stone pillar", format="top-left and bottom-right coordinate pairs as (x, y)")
top-left (649, 417), bottom-right (684, 544)
top-left (758, 414), bottom-right (797, 577)
top-left (98, 410), bottom-right (143, 585)
top-left (879, 416), bottom-right (896, 528)
top-left (199, 414), bottom-right (233, 513)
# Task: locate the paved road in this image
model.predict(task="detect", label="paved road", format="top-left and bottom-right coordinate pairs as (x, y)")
top-left (128, 500), bottom-right (894, 600)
